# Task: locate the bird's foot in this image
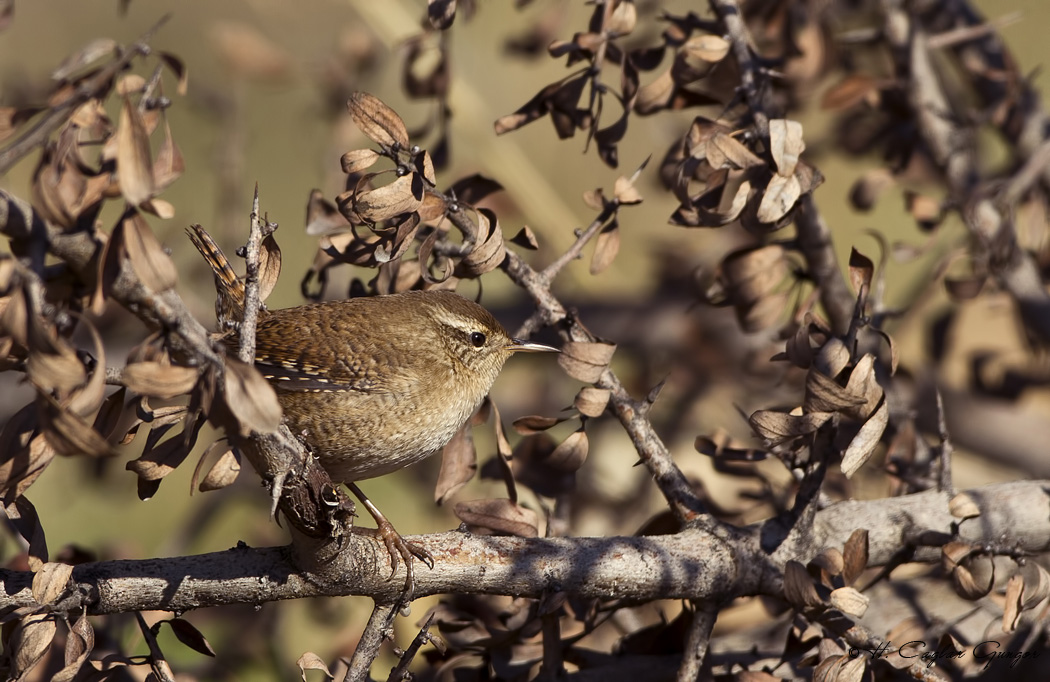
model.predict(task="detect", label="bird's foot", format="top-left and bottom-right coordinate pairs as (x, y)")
top-left (347, 482), bottom-right (434, 606)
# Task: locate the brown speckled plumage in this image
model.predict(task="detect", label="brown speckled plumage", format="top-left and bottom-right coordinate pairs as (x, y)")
top-left (232, 290), bottom-right (519, 481)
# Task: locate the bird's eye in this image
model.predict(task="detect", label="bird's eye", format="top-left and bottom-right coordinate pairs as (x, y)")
top-left (469, 331), bottom-right (486, 348)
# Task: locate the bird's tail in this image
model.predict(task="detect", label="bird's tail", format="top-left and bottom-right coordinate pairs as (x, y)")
top-left (186, 224), bottom-right (246, 328)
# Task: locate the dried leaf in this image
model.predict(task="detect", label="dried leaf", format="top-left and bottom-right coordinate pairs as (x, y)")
top-left (340, 148), bottom-right (381, 175)
top-left (210, 22), bottom-right (291, 80)
top-left (354, 172), bottom-right (423, 223)
top-left (548, 429), bottom-right (588, 472)
top-left (116, 97), bottom-right (155, 206)
top-left (458, 210), bottom-right (505, 275)
top-left (167, 618), bottom-right (216, 657)
top-left (768, 119), bottom-right (805, 176)
top-left (223, 358), bottom-right (282, 436)
top-left (749, 410), bottom-right (834, 445)
top-left (842, 529), bottom-right (869, 586)
top-left (297, 651), bottom-right (333, 681)
top-left (198, 447), bottom-right (240, 492)
top-left (590, 223), bottom-right (620, 275)
top-left (756, 173), bottom-right (801, 223)
top-left (840, 400), bottom-right (888, 478)
top-left (613, 175), bottom-right (643, 205)
top-left (830, 587), bottom-right (869, 617)
top-left (510, 226), bottom-right (539, 250)
top-left (435, 424), bottom-right (476, 505)
top-left (153, 118), bottom-right (184, 191)
top-left (31, 561), bottom-right (73, 606)
top-left (454, 498), bottom-right (539, 537)
top-left (558, 341), bottom-right (616, 383)
top-left (347, 91), bottom-right (410, 149)
top-left (118, 210), bottom-right (178, 293)
top-left (52, 613), bottom-right (94, 682)
top-left (4, 496), bottom-right (48, 570)
top-left (258, 233), bottom-right (282, 303)
top-left (948, 492), bottom-right (981, 520)
top-left (10, 613), bottom-right (56, 680)
top-left (804, 370), bottom-right (866, 415)
top-left (574, 387), bottom-right (610, 417)
top-left (513, 415), bottom-right (566, 434)
top-left (784, 560), bottom-right (823, 608)
top-left (123, 362), bottom-right (199, 399)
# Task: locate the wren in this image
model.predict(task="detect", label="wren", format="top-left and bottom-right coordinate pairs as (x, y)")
top-left (246, 289), bottom-right (556, 481)
top-left (188, 225), bottom-right (556, 588)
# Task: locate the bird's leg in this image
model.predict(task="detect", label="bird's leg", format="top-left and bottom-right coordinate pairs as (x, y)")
top-left (346, 482), bottom-right (435, 603)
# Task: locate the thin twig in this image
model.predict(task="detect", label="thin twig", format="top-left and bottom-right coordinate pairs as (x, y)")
top-left (677, 600), bottom-right (717, 682)
top-left (344, 601), bottom-right (397, 682)
top-left (386, 613), bottom-right (438, 682)
top-left (237, 184), bottom-right (268, 364)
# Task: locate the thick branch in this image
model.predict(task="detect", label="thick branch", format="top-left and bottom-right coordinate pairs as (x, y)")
top-left (0, 480), bottom-right (1042, 617)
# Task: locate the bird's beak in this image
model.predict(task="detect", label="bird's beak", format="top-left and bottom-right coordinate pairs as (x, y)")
top-left (506, 338), bottom-right (560, 353)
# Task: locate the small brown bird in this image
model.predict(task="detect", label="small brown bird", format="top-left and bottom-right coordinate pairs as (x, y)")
top-left (247, 289), bottom-right (555, 482)
top-left (188, 225), bottom-right (556, 583)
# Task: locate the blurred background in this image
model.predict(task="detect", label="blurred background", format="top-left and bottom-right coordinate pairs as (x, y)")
top-left (0, 0), bottom-right (1047, 679)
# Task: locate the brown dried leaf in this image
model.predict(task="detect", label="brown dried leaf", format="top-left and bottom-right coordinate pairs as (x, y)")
top-left (813, 338), bottom-right (850, 378)
top-left (953, 561), bottom-right (993, 600)
top-left (348, 91), bottom-right (410, 149)
top-left (513, 415), bottom-right (565, 434)
top-left (5, 496), bottom-right (48, 570)
top-left (1020, 562), bottom-right (1050, 608)
top-left (153, 118), bottom-right (184, 191)
top-left (435, 424), bottom-right (476, 505)
top-left (297, 652), bottom-right (333, 681)
top-left (842, 529), bottom-right (869, 586)
top-left (123, 362), bottom-right (199, 400)
top-left (769, 119), bottom-right (805, 176)
top-left (119, 210), bottom-right (178, 293)
top-left (52, 613), bottom-right (93, 682)
top-left (354, 172), bottom-right (423, 223)
top-left (32, 561), bottom-right (74, 606)
top-left (574, 387), bottom-right (610, 417)
top-left (116, 97), bottom-right (155, 206)
top-left (784, 560), bottom-right (823, 608)
top-left (340, 148), bottom-right (381, 175)
top-left (223, 358), bottom-right (282, 436)
top-left (454, 498), bottom-right (539, 537)
top-left (942, 541), bottom-right (976, 570)
top-left (756, 173), bottom-right (801, 223)
top-left (198, 447), bottom-right (240, 492)
top-left (804, 370), bottom-right (865, 415)
top-left (721, 244), bottom-right (787, 305)
top-left (457, 208), bottom-right (506, 276)
top-left (548, 429), bottom-right (588, 472)
top-left (168, 618), bottom-right (216, 657)
top-left (40, 395), bottom-right (115, 458)
top-left (258, 233), bottom-right (282, 303)
top-left (558, 340), bottom-right (615, 383)
top-left (613, 175), bottom-right (643, 205)
top-left (749, 410), bottom-right (834, 445)
top-left (840, 400), bottom-right (888, 478)
top-left (590, 223), bottom-right (620, 275)
top-left (305, 189), bottom-right (351, 236)
top-left (11, 613), bottom-right (56, 680)
top-left (848, 248), bottom-right (874, 297)
top-left (607, 0), bottom-right (637, 35)
top-left (948, 492), bottom-right (981, 519)
top-left (510, 226), bottom-right (539, 250)
top-left (830, 587), bottom-right (869, 617)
